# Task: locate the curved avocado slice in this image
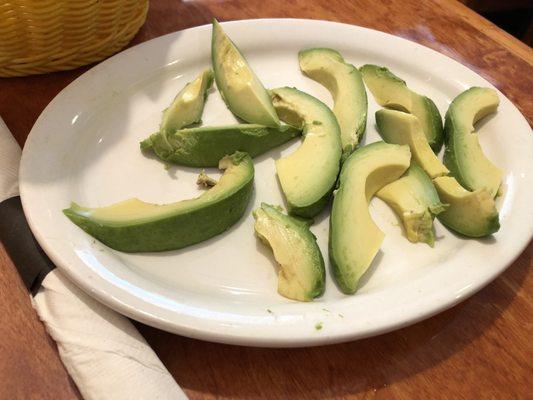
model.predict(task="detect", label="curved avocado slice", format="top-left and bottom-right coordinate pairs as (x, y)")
top-left (211, 19), bottom-right (280, 127)
top-left (330, 142), bottom-right (411, 294)
top-left (253, 203), bottom-right (325, 302)
top-left (443, 87), bottom-right (503, 198)
top-left (360, 64), bottom-right (444, 153)
top-left (376, 109), bottom-right (449, 179)
top-left (270, 87), bottom-right (342, 218)
top-left (433, 176), bottom-right (499, 237)
top-left (141, 124), bottom-right (300, 167)
top-left (376, 162), bottom-right (448, 246)
top-left (160, 68), bottom-right (214, 134)
top-left (63, 152), bottom-right (254, 252)
top-left (299, 48), bottom-right (367, 158)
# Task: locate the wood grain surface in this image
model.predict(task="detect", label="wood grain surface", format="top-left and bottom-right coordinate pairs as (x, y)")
top-left (0, 1), bottom-right (531, 399)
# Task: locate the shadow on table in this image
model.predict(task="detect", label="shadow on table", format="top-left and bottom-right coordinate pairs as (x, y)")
top-left (137, 245), bottom-right (530, 399)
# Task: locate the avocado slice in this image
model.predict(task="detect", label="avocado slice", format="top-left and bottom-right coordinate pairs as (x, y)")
top-left (298, 48), bottom-right (367, 158)
top-left (253, 203), bottom-right (325, 301)
top-left (433, 176), bottom-right (499, 237)
top-left (360, 64), bottom-right (443, 153)
top-left (376, 109), bottom-right (449, 179)
top-left (211, 19), bottom-right (280, 127)
top-left (140, 124), bottom-right (300, 167)
top-left (330, 141), bottom-right (411, 294)
top-left (160, 68), bottom-right (214, 134)
top-left (443, 87), bottom-right (503, 198)
top-left (64, 152), bottom-right (254, 252)
top-left (376, 162), bottom-right (448, 246)
top-left (270, 87), bottom-right (342, 218)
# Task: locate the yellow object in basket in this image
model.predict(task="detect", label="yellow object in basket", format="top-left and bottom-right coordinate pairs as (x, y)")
top-left (0, 0), bottom-right (149, 77)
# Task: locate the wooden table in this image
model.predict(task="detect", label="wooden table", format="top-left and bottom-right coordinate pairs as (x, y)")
top-left (1, 0), bottom-right (531, 398)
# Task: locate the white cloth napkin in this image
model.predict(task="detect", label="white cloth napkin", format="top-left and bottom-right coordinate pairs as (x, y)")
top-left (0, 117), bottom-right (187, 400)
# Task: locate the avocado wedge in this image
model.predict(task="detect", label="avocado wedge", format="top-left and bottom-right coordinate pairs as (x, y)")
top-left (64, 152), bottom-right (254, 252)
top-left (376, 109), bottom-right (449, 179)
top-left (360, 64), bottom-right (443, 153)
top-left (443, 87), bottom-right (503, 198)
top-left (330, 142), bottom-right (411, 294)
top-left (270, 87), bottom-right (342, 218)
top-left (253, 203), bottom-right (325, 302)
top-left (376, 162), bottom-right (448, 246)
top-left (433, 176), bottom-right (499, 237)
top-left (299, 48), bottom-right (367, 158)
top-left (211, 19), bottom-right (280, 127)
top-left (141, 124), bottom-right (300, 167)
top-left (160, 68), bottom-right (214, 134)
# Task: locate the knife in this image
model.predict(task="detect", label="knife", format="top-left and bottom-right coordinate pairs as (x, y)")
top-left (0, 116), bottom-right (187, 400)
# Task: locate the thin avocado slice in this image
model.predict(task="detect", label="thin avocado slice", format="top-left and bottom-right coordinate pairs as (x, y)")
top-left (443, 87), bottom-right (503, 198)
top-left (376, 109), bottom-right (449, 179)
top-left (63, 152), bottom-right (254, 252)
top-left (141, 124), bottom-right (300, 167)
top-left (299, 48), bottom-right (367, 158)
top-left (270, 87), bottom-right (342, 218)
top-left (211, 19), bottom-right (280, 127)
top-left (160, 68), bottom-right (214, 134)
top-left (433, 176), bottom-right (499, 237)
top-left (330, 142), bottom-right (411, 294)
top-left (376, 162), bottom-right (448, 246)
top-left (360, 64), bottom-right (444, 153)
top-left (253, 203), bottom-right (325, 302)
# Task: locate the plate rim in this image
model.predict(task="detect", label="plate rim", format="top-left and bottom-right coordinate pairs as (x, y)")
top-left (19, 18), bottom-right (533, 347)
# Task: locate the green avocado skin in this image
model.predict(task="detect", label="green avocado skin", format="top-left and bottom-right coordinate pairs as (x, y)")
top-left (443, 111), bottom-right (466, 188)
top-left (142, 124), bottom-right (299, 167)
top-left (437, 210), bottom-right (499, 238)
top-left (424, 96), bottom-right (444, 153)
top-left (63, 154), bottom-right (254, 253)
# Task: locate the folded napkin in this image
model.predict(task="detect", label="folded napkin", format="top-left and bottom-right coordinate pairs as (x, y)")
top-left (0, 116), bottom-right (187, 400)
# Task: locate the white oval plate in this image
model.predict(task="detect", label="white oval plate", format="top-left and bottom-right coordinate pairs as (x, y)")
top-left (20, 19), bottom-right (532, 347)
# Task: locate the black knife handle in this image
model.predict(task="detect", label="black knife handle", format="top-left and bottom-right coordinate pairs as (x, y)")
top-left (0, 196), bottom-right (54, 294)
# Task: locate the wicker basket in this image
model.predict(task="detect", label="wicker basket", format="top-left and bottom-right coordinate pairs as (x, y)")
top-left (0, 0), bottom-right (149, 77)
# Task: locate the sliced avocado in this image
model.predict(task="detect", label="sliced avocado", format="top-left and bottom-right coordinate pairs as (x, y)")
top-left (433, 176), bottom-right (499, 237)
top-left (196, 170), bottom-right (217, 187)
top-left (211, 19), bottom-right (280, 127)
top-left (376, 162), bottom-right (448, 246)
top-left (330, 142), bottom-right (411, 294)
top-left (253, 203), bottom-right (325, 301)
top-left (376, 109), bottom-right (449, 179)
top-left (64, 152), bottom-right (254, 252)
top-left (141, 124), bottom-right (299, 167)
top-left (270, 87), bottom-right (342, 218)
top-left (360, 64), bottom-right (443, 153)
top-left (443, 87), bottom-right (503, 198)
top-left (298, 48), bottom-right (367, 158)
top-left (160, 69), bottom-right (214, 134)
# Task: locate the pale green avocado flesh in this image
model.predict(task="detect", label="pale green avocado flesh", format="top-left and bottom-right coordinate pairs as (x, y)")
top-left (360, 64), bottom-right (444, 153)
top-left (443, 87), bottom-right (503, 198)
top-left (160, 68), bottom-right (214, 134)
top-left (64, 152), bottom-right (254, 252)
top-left (299, 48), bottom-right (367, 159)
top-left (376, 109), bottom-right (449, 179)
top-left (330, 141), bottom-right (411, 294)
top-left (141, 124), bottom-right (300, 167)
top-left (253, 203), bottom-right (325, 302)
top-left (211, 19), bottom-right (280, 127)
top-left (376, 162), bottom-right (448, 246)
top-left (433, 176), bottom-right (499, 237)
top-left (270, 87), bottom-right (342, 218)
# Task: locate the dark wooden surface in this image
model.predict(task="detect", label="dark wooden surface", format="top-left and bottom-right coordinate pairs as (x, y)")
top-left (0, 1), bottom-right (531, 398)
